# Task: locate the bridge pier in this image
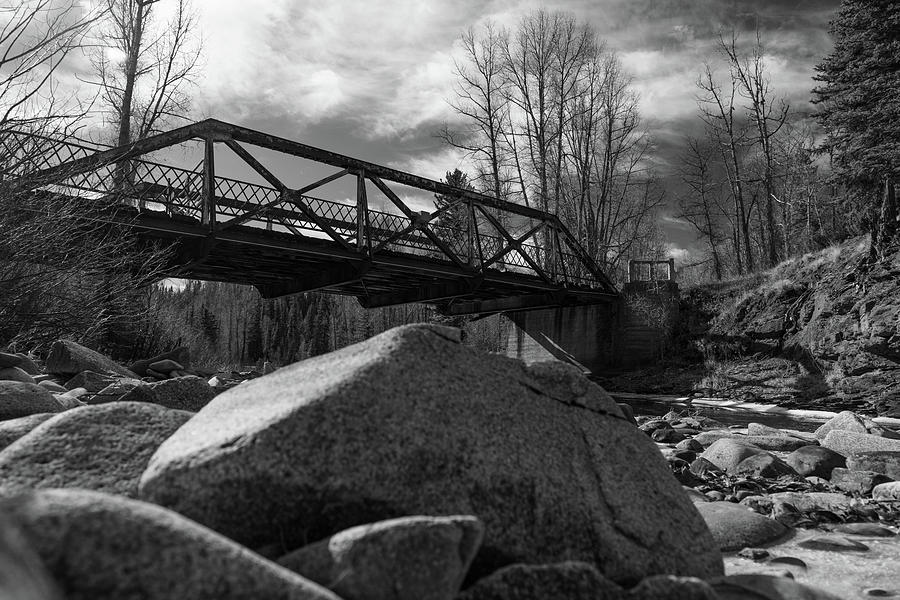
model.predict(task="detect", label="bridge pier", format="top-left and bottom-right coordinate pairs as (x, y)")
top-left (503, 304), bottom-right (620, 373)
top-left (502, 276), bottom-right (680, 374)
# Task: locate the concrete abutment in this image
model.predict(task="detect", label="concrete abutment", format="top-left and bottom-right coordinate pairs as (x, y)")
top-left (502, 280), bottom-right (680, 374)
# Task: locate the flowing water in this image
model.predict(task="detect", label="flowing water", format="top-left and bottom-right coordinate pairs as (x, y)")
top-left (611, 393), bottom-right (831, 432)
top-left (724, 528), bottom-right (900, 599)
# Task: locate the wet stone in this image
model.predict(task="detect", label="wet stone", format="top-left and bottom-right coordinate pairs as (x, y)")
top-left (872, 481), bottom-right (900, 500)
top-left (676, 438), bottom-right (703, 452)
top-left (847, 452), bottom-right (900, 480)
top-left (696, 502), bottom-right (788, 552)
top-left (652, 428), bottom-right (684, 443)
top-left (864, 589), bottom-right (897, 597)
top-left (767, 556), bottom-right (807, 571)
top-left (733, 453), bottom-right (799, 478)
top-left (829, 467), bottom-right (891, 495)
top-left (786, 445), bottom-right (847, 478)
top-left (797, 535), bottom-right (870, 552)
top-left (737, 548), bottom-right (770, 561)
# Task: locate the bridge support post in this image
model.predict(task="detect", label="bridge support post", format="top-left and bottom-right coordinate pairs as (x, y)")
top-left (356, 170), bottom-right (369, 251)
top-left (466, 198), bottom-right (474, 266)
top-left (201, 137), bottom-right (216, 229)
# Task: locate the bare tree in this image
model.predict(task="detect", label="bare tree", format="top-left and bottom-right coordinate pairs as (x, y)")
top-left (564, 49), bottom-right (609, 256)
top-left (548, 16), bottom-right (593, 214)
top-left (719, 30), bottom-right (789, 267)
top-left (773, 121), bottom-right (824, 254)
top-left (439, 22), bottom-right (511, 201)
top-left (88, 0), bottom-right (201, 146)
top-left (677, 136), bottom-right (726, 280)
top-left (501, 9), bottom-right (563, 213)
top-left (697, 63), bottom-right (754, 273)
top-left (445, 9), bottom-right (663, 281)
top-left (585, 53), bottom-right (657, 271)
top-left (0, 0), bottom-right (102, 128)
top-left (0, 2), bottom-right (171, 351)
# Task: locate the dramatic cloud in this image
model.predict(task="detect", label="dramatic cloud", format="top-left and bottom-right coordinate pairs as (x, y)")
top-left (128, 0), bottom-right (843, 248)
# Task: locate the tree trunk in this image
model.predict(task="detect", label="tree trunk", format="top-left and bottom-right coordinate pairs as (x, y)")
top-left (113, 0), bottom-right (149, 190)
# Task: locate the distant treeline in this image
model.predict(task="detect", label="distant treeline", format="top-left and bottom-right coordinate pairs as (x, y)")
top-left (134, 281), bottom-right (509, 369)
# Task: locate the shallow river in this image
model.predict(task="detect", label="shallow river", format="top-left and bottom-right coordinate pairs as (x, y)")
top-left (611, 393), bottom-right (829, 432)
top-left (612, 392), bottom-right (900, 599)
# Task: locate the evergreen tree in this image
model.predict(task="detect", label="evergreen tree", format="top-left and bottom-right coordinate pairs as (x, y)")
top-left (200, 308), bottom-right (219, 346)
top-left (433, 169), bottom-right (474, 256)
top-left (434, 169), bottom-right (472, 216)
top-left (813, 0), bottom-right (900, 246)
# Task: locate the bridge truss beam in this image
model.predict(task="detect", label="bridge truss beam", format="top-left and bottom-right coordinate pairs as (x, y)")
top-left (4, 120), bottom-right (619, 313)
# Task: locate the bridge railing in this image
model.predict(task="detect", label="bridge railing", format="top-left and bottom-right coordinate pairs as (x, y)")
top-left (2, 121), bottom-right (617, 295)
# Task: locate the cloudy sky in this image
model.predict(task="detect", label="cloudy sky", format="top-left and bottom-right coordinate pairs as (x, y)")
top-left (121, 0), bottom-right (843, 256)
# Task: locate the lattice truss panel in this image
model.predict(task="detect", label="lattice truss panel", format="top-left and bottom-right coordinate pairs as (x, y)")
top-left (2, 121), bottom-right (615, 294)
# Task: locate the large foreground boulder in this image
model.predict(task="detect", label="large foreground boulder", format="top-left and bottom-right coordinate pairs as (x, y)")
top-left (1, 489), bottom-right (340, 600)
top-left (140, 324), bottom-right (722, 585)
top-left (277, 515), bottom-right (483, 600)
top-left (0, 382), bottom-right (64, 420)
top-left (0, 402), bottom-right (192, 497)
top-left (45, 340), bottom-right (136, 378)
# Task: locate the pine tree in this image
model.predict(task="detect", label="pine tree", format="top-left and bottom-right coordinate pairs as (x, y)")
top-left (433, 169), bottom-right (473, 256)
top-left (813, 0), bottom-right (900, 246)
top-left (200, 308), bottom-right (219, 346)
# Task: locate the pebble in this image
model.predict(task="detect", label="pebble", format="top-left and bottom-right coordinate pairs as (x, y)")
top-left (737, 548), bottom-right (769, 560)
top-left (864, 589), bottom-right (897, 597)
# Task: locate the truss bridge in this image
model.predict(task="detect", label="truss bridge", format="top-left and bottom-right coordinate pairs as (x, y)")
top-left (4, 119), bottom-right (618, 315)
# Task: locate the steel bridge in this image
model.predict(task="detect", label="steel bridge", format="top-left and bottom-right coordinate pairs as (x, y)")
top-left (3, 119), bottom-right (618, 315)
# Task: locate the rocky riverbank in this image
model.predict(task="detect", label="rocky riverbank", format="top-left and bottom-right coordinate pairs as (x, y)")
top-left (1, 324), bottom-right (898, 599)
top-left (599, 236), bottom-right (900, 418)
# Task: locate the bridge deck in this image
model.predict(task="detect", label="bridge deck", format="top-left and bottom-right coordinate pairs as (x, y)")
top-left (5, 120), bottom-right (618, 314)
